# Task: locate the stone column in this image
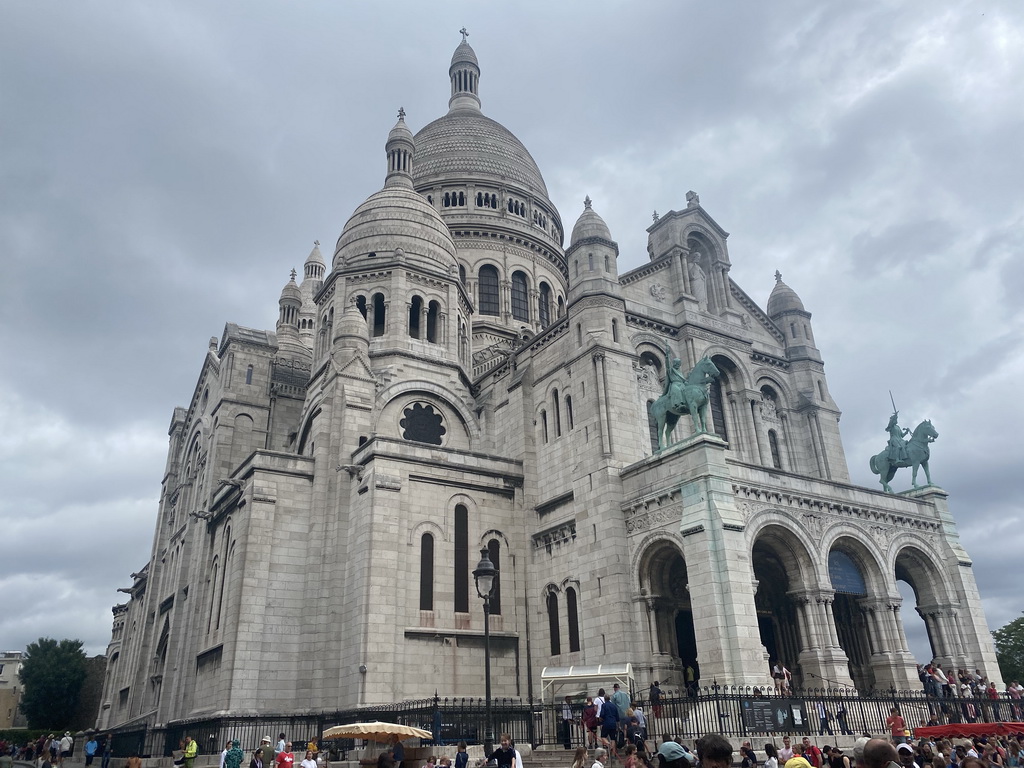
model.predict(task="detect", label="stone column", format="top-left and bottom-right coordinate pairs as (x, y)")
top-left (749, 394), bottom-right (770, 466)
top-left (420, 303), bottom-right (429, 340)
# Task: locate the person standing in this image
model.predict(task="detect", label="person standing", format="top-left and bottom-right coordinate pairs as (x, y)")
top-left (277, 736), bottom-right (287, 756)
top-left (571, 747), bottom-right (588, 768)
top-left (779, 737), bottom-right (795, 764)
top-left (886, 708), bottom-right (906, 744)
top-left (612, 684), bottom-right (631, 742)
top-left (561, 695), bottom-right (575, 749)
top-left (453, 742), bottom-right (467, 768)
top-left (59, 734), bottom-right (73, 766)
top-left (491, 735), bottom-right (515, 768)
top-left (85, 737), bottom-right (98, 767)
top-left (764, 744), bottom-right (779, 768)
top-left (592, 749), bottom-right (607, 768)
top-left (260, 738), bottom-right (275, 768)
top-left (183, 736), bottom-right (197, 768)
top-left (582, 697), bottom-right (599, 750)
top-left (275, 743), bottom-right (295, 768)
top-left (250, 749), bottom-right (264, 768)
top-left (225, 741), bottom-right (244, 768)
top-left (649, 681), bottom-right (663, 719)
top-left (219, 741), bottom-right (233, 768)
top-left (300, 751), bottom-right (317, 768)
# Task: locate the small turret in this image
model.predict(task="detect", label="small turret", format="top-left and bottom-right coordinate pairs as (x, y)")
top-left (332, 294), bottom-right (370, 365)
top-left (768, 270), bottom-right (819, 360)
top-left (567, 196), bottom-right (622, 302)
top-left (277, 269), bottom-right (310, 361)
top-left (385, 108), bottom-right (415, 189)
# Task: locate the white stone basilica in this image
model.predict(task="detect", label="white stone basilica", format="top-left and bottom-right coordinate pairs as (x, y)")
top-left (98, 37), bottom-right (1001, 730)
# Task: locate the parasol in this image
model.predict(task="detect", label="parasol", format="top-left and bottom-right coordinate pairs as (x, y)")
top-left (914, 722), bottom-right (1024, 739)
top-left (321, 722), bottom-right (433, 743)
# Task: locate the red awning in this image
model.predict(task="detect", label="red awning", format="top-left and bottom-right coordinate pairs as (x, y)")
top-left (915, 722), bottom-right (1024, 739)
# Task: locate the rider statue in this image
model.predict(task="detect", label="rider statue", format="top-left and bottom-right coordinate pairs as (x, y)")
top-left (663, 345), bottom-right (688, 411)
top-left (886, 411), bottom-right (910, 463)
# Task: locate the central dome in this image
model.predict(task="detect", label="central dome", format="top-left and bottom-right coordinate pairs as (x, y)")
top-left (412, 111), bottom-right (549, 199)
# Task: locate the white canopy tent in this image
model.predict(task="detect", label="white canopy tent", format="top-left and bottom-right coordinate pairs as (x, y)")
top-left (540, 663), bottom-right (635, 703)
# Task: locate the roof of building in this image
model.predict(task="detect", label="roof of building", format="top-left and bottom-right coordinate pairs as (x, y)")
top-left (570, 196), bottom-right (613, 245)
top-left (767, 271), bottom-right (806, 316)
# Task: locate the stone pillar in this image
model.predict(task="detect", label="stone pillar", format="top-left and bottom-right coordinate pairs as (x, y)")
top-left (749, 394), bottom-right (770, 466)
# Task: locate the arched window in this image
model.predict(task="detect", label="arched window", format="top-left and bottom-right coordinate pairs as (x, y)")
top-left (459, 264), bottom-right (467, 286)
top-left (547, 591), bottom-right (561, 655)
top-left (604, 254), bottom-right (610, 272)
top-left (511, 271), bottom-right (529, 322)
top-left (588, 253), bottom-right (594, 271)
top-left (427, 301), bottom-right (440, 343)
top-left (458, 191), bottom-right (465, 206)
top-left (540, 411), bottom-right (548, 443)
top-left (372, 293), bottom-right (386, 337)
top-left (356, 294), bottom-right (367, 320)
top-left (454, 504), bottom-right (469, 612)
top-left (245, 365), bottom-right (253, 385)
top-left (420, 533), bottom-right (434, 611)
top-left (557, 296), bottom-right (565, 317)
top-left (409, 296), bottom-right (423, 339)
top-left (576, 324), bottom-right (583, 346)
top-left (539, 282), bottom-right (551, 326)
top-left (476, 192), bottom-right (483, 207)
top-left (611, 318), bottom-right (619, 342)
top-left (565, 395), bottom-right (574, 430)
top-left (479, 265), bottom-right (500, 316)
top-left (444, 192), bottom-right (451, 208)
top-left (487, 539), bottom-right (502, 616)
top-left (818, 380), bottom-right (827, 400)
top-left (566, 587), bottom-right (580, 652)
top-left (709, 378), bottom-right (728, 442)
top-left (768, 429), bottom-right (782, 470)
top-left (574, 259), bottom-right (579, 278)
top-left (552, 388), bottom-right (562, 437)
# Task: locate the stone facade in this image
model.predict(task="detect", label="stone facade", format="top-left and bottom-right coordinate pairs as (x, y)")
top-left (98, 38), bottom-right (1001, 730)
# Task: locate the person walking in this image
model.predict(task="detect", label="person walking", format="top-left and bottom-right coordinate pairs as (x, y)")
top-left (183, 736), bottom-right (197, 768)
top-left (562, 696), bottom-right (575, 749)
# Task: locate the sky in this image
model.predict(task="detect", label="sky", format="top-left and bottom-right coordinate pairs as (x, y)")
top-left (1, 1), bottom-right (1022, 667)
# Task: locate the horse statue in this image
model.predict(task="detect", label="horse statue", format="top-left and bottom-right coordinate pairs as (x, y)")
top-left (649, 346), bottom-right (721, 450)
top-left (869, 416), bottom-right (938, 493)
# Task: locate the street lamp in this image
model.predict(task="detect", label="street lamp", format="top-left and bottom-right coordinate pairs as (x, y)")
top-left (473, 547), bottom-right (498, 757)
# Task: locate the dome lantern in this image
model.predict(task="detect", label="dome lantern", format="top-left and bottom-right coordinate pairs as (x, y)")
top-left (449, 28), bottom-right (481, 114)
top-left (385, 107), bottom-right (415, 189)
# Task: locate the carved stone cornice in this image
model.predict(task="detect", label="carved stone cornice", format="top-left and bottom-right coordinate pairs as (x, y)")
top-left (733, 482), bottom-right (943, 533)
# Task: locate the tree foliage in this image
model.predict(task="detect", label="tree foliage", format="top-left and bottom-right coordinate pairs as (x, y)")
top-left (18, 638), bottom-right (88, 729)
top-left (993, 614), bottom-right (1024, 685)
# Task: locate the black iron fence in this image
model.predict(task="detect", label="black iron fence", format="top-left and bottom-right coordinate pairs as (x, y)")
top-left (104, 688), bottom-right (1024, 758)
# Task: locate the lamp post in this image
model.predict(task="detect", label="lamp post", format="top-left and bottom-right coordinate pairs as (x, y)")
top-left (473, 547), bottom-right (498, 757)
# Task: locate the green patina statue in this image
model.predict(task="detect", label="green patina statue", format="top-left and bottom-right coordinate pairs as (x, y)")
top-left (650, 344), bottom-right (721, 450)
top-left (869, 410), bottom-right (938, 492)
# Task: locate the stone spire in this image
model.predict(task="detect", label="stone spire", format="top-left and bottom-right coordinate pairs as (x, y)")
top-left (385, 107), bottom-right (415, 189)
top-left (448, 30), bottom-right (481, 113)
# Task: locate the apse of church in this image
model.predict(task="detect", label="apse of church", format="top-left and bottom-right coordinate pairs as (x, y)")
top-left (98, 36), bottom-right (1000, 730)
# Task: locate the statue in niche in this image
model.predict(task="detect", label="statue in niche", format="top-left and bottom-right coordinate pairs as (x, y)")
top-left (869, 411), bottom-right (938, 493)
top-left (649, 344), bottom-right (720, 450)
top-left (688, 255), bottom-right (708, 310)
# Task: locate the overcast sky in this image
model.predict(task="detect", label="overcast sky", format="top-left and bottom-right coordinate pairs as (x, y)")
top-left (2, 1), bottom-right (1022, 669)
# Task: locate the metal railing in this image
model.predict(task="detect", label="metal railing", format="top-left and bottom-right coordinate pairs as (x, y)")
top-left (102, 688), bottom-right (1024, 758)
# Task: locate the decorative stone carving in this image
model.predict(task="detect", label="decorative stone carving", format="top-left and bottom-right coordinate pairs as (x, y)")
top-left (649, 283), bottom-right (667, 302)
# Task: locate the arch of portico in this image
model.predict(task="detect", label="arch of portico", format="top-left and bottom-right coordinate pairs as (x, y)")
top-left (635, 536), bottom-right (697, 687)
top-left (893, 540), bottom-right (966, 670)
top-left (823, 531), bottom-right (918, 691)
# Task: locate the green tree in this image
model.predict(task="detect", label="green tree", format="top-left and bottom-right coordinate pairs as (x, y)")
top-left (18, 638), bottom-right (88, 729)
top-left (993, 614), bottom-right (1024, 685)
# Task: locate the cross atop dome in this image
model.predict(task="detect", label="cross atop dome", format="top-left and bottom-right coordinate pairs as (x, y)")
top-left (460, 26), bottom-right (468, 41)
top-left (290, 268), bottom-right (297, 281)
top-left (775, 270), bottom-right (783, 283)
top-left (397, 106), bottom-right (406, 120)
top-left (584, 195), bottom-right (592, 210)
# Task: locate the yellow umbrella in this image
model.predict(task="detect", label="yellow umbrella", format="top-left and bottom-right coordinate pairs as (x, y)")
top-left (321, 722), bottom-right (433, 743)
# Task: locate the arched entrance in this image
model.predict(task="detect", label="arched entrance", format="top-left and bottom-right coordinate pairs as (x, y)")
top-left (895, 545), bottom-right (956, 667)
top-left (640, 541), bottom-right (699, 685)
top-left (828, 544), bottom-right (876, 691)
top-left (751, 526), bottom-right (809, 685)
